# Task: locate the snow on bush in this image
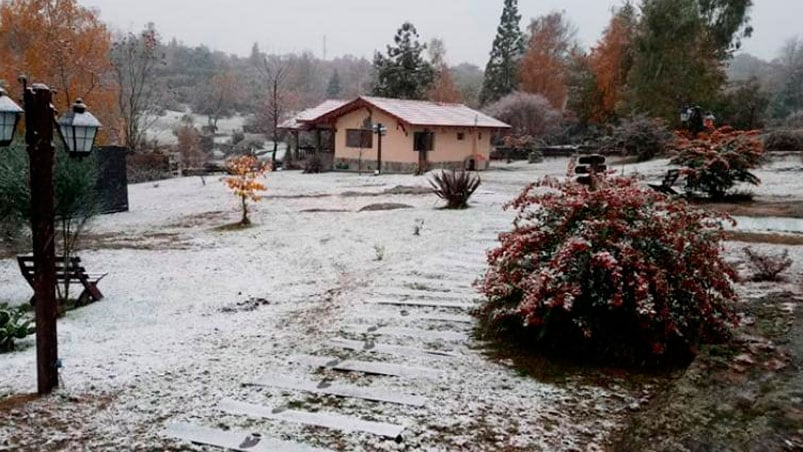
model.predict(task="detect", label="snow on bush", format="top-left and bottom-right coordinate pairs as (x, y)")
top-left (743, 247), bottom-right (793, 282)
top-left (477, 176), bottom-right (738, 364)
top-left (607, 114), bottom-right (673, 162)
top-left (671, 126), bottom-right (764, 200)
top-left (429, 170), bottom-right (481, 209)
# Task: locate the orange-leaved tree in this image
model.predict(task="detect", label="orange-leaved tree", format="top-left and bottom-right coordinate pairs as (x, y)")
top-left (518, 11), bottom-right (575, 110)
top-left (225, 155), bottom-right (270, 225)
top-left (0, 0), bottom-right (120, 144)
top-left (427, 38), bottom-right (461, 104)
top-left (589, 4), bottom-right (638, 123)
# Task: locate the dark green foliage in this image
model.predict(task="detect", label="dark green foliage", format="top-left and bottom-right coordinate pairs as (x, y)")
top-left (303, 154), bottom-right (324, 174)
top-left (625, 0), bottom-right (753, 122)
top-left (714, 78), bottom-right (769, 130)
top-left (429, 170), bottom-right (481, 209)
top-left (608, 114), bottom-right (673, 161)
top-left (326, 70), bottom-right (342, 98)
top-left (480, 0), bottom-right (525, 105)
top-left (0, 304), bottom-right (34, 352)
top-left (372, 22), bottom-right (434, 100)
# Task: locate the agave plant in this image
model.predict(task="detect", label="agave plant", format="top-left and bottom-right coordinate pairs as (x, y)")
top-left (429, 170), bottom-right (481, 209)
top-left (0, 305), bottom-right (35, 352)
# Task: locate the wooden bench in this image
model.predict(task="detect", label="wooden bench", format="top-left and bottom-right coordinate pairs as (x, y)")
top-left (17, 255), bottom-right (106, 306)
top-left (648, 169), bottom-right (681, 195)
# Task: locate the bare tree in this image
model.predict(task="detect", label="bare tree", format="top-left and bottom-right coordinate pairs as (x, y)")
top-left (110, 23), bottom-right (164, 152)
top-left (257, 56), bottom-right (293, 168)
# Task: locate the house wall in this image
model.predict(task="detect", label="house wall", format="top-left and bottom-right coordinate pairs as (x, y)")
top-left (332, 108), bottom-right (493, 173)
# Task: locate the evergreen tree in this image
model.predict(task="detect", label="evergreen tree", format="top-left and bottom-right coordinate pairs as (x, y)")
top-left (371, 22), bottom-right (434, 99)
top-left (326, 70), bottom-right (342, 98)
top-left (625, 0), bottom-right (753, 122)
top-left (480, 0), bottom-right (525, 105)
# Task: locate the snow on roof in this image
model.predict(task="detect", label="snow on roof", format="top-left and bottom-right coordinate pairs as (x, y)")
top-left (358, 96), bottom-right (510, 129)
top-left (298, 96), bottom-right (511, 129)
top-left (279, 99), bottom-right (349, 130)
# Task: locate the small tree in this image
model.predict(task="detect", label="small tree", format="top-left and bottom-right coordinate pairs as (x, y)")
top-left (225, 155), bottom-right (269, 225)
top-left (429, 170), bottom-right (481, 209)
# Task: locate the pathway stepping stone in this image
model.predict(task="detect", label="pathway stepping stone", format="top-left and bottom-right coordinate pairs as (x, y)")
top-left (328, 337), bottom-right (458, 358)
top-left (163, 422), bottom-right (331, 452)
top-left (371, 287), bottom-right (477, 301)
top-left (219, 399), bottom-right (406, 440)
top-left (354, 310), bottom-right (474, 324)
top-left (248, 374), bottom-right (427, 406)
top-left (292, 354), bottom-right (443, 379)
top-left (345, 325), bottom-right (468, 342)
top-left (371, 298), bottom-right (475, 310)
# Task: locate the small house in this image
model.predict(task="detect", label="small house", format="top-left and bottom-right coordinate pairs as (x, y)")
top-left (282, 96), bottom-right (510, 173)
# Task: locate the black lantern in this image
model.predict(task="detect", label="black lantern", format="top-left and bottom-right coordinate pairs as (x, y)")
top-left (0, 88), bottom-right (23, 147)
top-left (57, 98), bottom-right (101, 156)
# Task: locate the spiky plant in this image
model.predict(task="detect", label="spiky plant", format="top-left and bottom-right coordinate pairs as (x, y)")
top-left (429, 170), bottom-right (481, 209)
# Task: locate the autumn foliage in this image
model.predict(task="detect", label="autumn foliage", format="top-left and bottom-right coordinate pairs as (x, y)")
top-left (225, 155), bottom-right (269, 225)
top-left (518, 12), bottom-right (574, 109)
top-left (671, 126), bottom-right (764, 199)
top-left (589, 6), bottom-right (637, 123)
top-left (0, 0), bottom-right (119, 144)
top-left (477, 176), bottom-right (738, 364)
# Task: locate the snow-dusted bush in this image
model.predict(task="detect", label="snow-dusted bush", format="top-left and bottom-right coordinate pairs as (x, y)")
top-left (743, 247), bottom-right (793, 282)
top-left (672, 126), bottom-right (764, 200)
top-left (485, 92), bottom-right (562, 141)
top-left (608, 114), bottom-right (673, 162)
top-left (763, 129), bottom-right (803, 152)
top-left (477, 176), bottom-right (738, 364)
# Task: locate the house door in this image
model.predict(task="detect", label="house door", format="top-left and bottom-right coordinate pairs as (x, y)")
top-left (418, 149), bottom-right (428, 174)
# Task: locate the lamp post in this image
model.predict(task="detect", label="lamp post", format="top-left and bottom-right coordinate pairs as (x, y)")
top-left (0, 79), bottom-right (101, 395)
top-left (373, 122), bottom-right (386, 175)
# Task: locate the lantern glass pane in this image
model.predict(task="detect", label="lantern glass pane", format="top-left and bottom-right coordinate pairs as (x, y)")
top-left (0, 112), bottom-right (16, 143)
top-left (60, 124), bottom-right (75, 151)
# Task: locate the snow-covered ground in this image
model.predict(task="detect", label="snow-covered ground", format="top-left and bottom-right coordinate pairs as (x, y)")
top-left (0, 157), bottom-right (801, 451)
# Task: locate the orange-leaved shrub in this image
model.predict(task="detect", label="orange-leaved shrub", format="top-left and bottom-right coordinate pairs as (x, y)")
top-left (225, 155), bottom-right (269, 225)
top-left (671, 126), bottom-right (764, 200)
top-left (477, 176), bottom-right (738, 365)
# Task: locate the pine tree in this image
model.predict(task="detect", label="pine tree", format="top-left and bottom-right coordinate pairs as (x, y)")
top-left (480, 0), bottom-right (525, 105)
top-left (326, 70), bottom-right (342, 98)
top-left (372, 22), bottom-right (434, 99)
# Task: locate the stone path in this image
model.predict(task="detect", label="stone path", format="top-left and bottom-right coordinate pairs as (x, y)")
top-left (162, 238), bottom-right (495, 450)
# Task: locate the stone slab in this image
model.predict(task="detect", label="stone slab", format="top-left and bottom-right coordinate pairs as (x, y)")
top-left (162, 422), bottom-right (331, 452)
top-left (328, 337), bottom-right (458, 358)
top-left (249, 373), bottom-right (427, 406)
top-left (371, 299), bottom-right (475, 310)
top-left (219, 399), bottom-right (405, 439)
top-left (346, 325), bottom-right (467, 342)
top-left (292, 354), bottom-right (442, 379)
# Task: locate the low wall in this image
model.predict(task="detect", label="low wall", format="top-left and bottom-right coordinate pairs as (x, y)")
top-left (333, 158), bottom-right (489, 174)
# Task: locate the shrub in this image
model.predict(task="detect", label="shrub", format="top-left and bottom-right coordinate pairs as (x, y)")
top-left (743, 247), bottom-right (793, 282)
top-left (0, 304), bottom-right (34, 352)
top-left (127, 151), bottom-right (171, 183)
top-left (607, 114), bottom-right (673, 162)
top-left (785, 110), bottom-right (803, 129)
top-left (485, 92), bottom-right (562, 142)
top-left (477, 176), bottom-right (738, 364)
top-left (429, 170), bottom-right (481, 209)
top-left (763, 129), bottom-right (803, 152)
top-left (671, 126), bottom-right (764, 200)
top-left (304, 154), bottom-right (324, 174)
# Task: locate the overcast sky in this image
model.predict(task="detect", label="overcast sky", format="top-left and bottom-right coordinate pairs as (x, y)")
top-left (82, 0), bottom-right (800, 66)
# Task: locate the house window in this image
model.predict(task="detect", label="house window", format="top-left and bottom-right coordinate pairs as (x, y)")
top-left (457, 132), bottom-right (465, 141)
top-left (346, 129), bottom-right (373, 148)
top-left (413, 131), bottom-right (434, 152)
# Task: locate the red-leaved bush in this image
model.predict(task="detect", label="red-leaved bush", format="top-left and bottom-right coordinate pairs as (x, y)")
top-left (671, 126), bottom-right (764, 200)
top-left (477, 176), bottom-right (738, 364)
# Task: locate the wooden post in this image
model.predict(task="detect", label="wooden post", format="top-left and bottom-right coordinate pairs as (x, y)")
top-left (315, 129), bottom-right (322, 156)
top-left (376, 129), bottom-right (383, 175)
top-left (25, 83), bottom-right (59, 394)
